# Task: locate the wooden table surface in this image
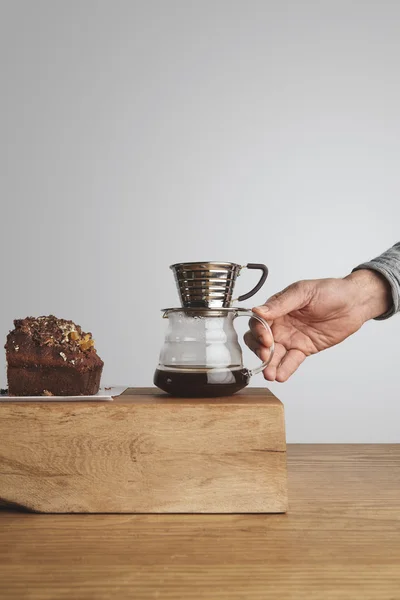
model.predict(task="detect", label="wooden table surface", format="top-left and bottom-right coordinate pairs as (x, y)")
top-left (1, 444), bottom-right (399, 600)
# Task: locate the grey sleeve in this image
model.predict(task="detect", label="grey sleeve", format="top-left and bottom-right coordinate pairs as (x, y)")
top-left (353, 242), bottom-right (400, 320)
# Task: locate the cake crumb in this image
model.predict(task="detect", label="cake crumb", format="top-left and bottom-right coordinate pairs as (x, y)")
top-left (105, 386), bottom-right (112, 390)
top-left (43, 390), bottom-right (54, 396)
top-left (0, 388), bottom-right (8, 395)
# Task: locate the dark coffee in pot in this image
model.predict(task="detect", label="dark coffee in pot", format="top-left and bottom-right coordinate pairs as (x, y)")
top-left (154, 368), bottom-right (250, 398)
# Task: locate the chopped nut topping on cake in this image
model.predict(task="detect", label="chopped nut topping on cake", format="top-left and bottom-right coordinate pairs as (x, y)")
top-left (79, 334), bottom-right (95, 351)
top-left (10, 316), bottom-right (98, 354)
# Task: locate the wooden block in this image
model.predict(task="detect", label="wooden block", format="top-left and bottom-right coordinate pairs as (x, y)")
top-left (0, 388), bottom-right (288, 513)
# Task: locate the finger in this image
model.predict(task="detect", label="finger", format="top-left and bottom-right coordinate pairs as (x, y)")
top-left (275, 349), bottom-right (306, 382)
top-left (262, 342), bottom-right (287, 381)
top-left (244, 332), bottom-right (288, 382)
top-left (244, 330), bottom-right (260, 355)
top-left (249, 317), bottom-right (274, 347)
top-left (252, 281), bottom-right (311, 320)
top-left (244, 329), bottom-right (274, 361)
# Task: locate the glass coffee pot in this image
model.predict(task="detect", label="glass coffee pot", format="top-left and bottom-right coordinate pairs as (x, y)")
top-left (154, 262), bottom-right (275, 397)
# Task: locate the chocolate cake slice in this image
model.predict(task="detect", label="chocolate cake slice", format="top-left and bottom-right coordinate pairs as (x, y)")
top-left (5, 316), bottom-right (104, 396)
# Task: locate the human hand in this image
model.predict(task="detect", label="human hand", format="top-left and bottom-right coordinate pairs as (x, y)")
top-left (244, 269), bottom-right (392, 382)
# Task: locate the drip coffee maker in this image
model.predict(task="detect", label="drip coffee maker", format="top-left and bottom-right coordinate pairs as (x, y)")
top-left (154, 262), bottom-right (274, 397)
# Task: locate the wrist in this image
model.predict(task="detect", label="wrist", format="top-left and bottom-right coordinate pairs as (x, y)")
top-left (345, 269), bottom-right (393, 322)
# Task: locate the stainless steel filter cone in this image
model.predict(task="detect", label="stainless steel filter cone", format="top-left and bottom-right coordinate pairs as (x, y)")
top-left (170, 262), bottom-right (268, 308)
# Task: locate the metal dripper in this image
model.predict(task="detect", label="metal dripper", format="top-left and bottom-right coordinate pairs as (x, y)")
top-left (170, 261), bottom-right (268, 308)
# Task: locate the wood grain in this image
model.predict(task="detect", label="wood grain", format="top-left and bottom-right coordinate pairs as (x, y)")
top-left (1, 445), bottom-right (399, 600)
top-left (0, 388), bottom-right (287, 513)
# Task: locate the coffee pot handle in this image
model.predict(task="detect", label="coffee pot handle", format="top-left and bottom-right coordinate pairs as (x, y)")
top-left (237, 264), bottom-right (269, 303)
top-left (234, 309), bottom-right (275, 377)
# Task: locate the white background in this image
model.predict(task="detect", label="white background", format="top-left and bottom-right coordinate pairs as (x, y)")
top-left (1, 0), bottom-right (399, 441)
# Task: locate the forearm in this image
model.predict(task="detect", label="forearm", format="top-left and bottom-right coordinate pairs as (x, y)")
top-left (352, 242), bottom-right (400, 320)
top-left (346, 269), bottom-right (393, 322)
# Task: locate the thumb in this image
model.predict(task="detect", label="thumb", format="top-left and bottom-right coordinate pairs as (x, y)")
top-left (253, 281), bottom-right (311, 320)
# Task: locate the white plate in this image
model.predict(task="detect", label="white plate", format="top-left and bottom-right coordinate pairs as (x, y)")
top-left (0, 386), bottom-right (128, 402)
